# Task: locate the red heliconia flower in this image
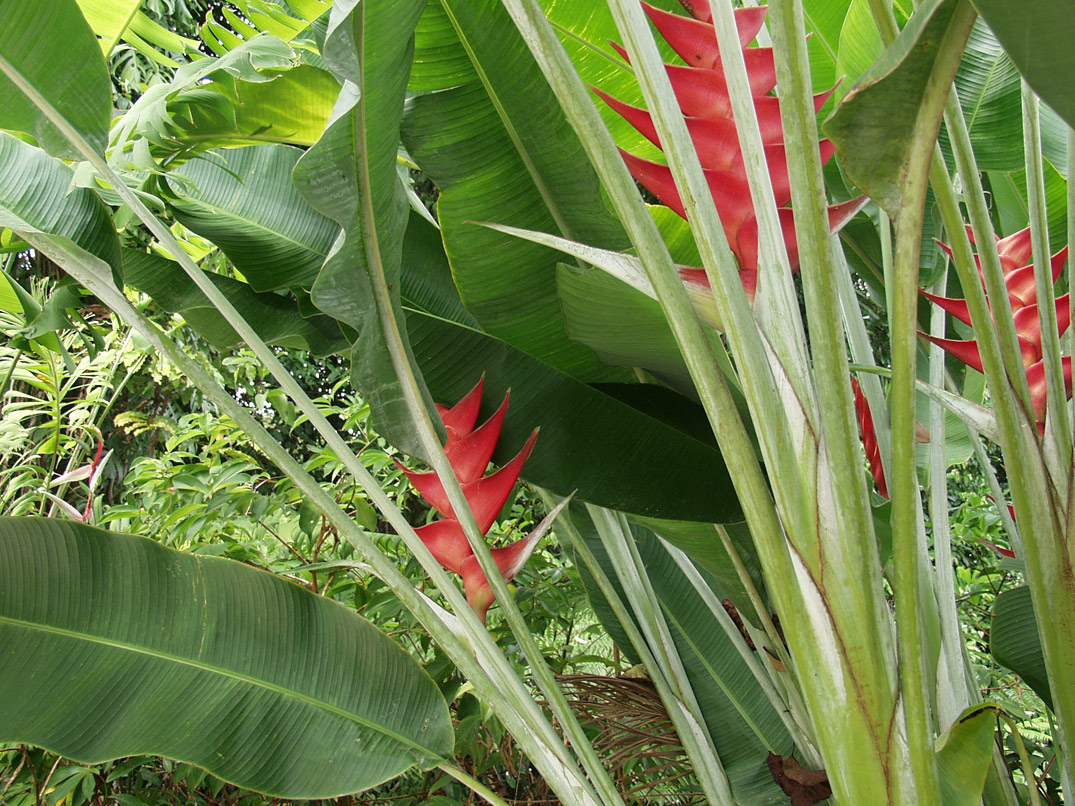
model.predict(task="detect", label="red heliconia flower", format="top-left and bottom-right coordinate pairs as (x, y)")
top-left (596, 2), bottom-right (866, 305)
top-left (398, 377), bottom-right (542, 623)
top-left (922, 225), bottom-right (1072, 429)
top-left (852, 378), bottom-right (888, 498)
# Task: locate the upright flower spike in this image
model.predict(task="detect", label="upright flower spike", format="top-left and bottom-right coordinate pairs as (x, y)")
top-left (399, 378), bottom-right (543, 623)
top-left (597, 1), bottom-right (866, 309)
top-left (921, 225), bottom-right (1072, 430)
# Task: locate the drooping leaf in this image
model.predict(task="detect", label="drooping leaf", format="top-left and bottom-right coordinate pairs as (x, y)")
top-left (122, 248), bottom-right (348, 355)
top-left (150, 65), bottom-right (340, 156)
top-left (111, 36), bottom-right (303, 168)
top-left (162, 144), bottom-right (340, 292)
top-left (968, 0), bottom-right (1075, 131)
top-left (824, 0), bottom-right (975, 217)
top-left (294, 0), bottom-right (435, 456)
top-left (936, 704), bottom-right (1000, 806)
top-left (0, 517), bottom-right (453, 798)
top-left (401, 0), bottom-right (632, 381)
top-left (990, 585), bottom-right (1052, 710)
top-left (0, 0), bottom-right (111, 159)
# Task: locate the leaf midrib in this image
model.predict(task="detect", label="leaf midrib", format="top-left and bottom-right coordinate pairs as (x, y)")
top-left (0, 612), bottom-right (443, 759)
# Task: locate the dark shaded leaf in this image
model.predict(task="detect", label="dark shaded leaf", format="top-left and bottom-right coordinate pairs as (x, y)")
top-left (990, 585), bottom-right (1051, 709)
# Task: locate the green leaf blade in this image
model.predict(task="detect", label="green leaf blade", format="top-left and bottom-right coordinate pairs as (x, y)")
top-left (0, 517), bottom-right (453, 798)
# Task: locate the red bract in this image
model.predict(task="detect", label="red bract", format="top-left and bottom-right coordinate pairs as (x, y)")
top-left (398, 378), bottom-right (542, 623)
top-left (852, 379), bottom-right (887, 498)
top-left (922, 225), bottom-right (1072, 429)
top-left (597, 2), bottom-right (865, 304)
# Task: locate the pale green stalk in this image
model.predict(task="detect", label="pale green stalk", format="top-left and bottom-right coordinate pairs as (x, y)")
top-left (708, 0), bottom-right (814, 413)
top-left (586, 505), bottom-right (734, 805)
top-left (1021, 80), bottom-right (1071, 478)
top-left (495, 0), bottom-right (802, 668)
top-left (603, 0), bottom-right (807, 515)
top-left (927, 275), bottom-right (970, 729)
top-left (885, 6), bottom-right (977, 802)
top-left (770, 7), bottom-right (904, 785)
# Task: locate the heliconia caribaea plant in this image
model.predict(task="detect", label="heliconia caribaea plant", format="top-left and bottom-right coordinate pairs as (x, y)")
top-left (923, 225), bottom-right (1071, 429)
top-left (594, 1), bottom-right (865, 321)
top-left (397, 377), bottom-right (542, 622)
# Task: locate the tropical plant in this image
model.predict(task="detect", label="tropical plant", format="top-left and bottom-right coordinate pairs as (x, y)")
top-left (3, 0), bottom-right (1075, 804)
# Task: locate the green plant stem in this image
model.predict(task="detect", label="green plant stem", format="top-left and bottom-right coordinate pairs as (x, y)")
top-left (436, 762), bottom-right (512, 806)
top-left (887, 5), bottom-right (977, 803)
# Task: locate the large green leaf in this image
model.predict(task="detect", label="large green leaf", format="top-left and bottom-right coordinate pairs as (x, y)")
top-left (293, 0), bottom-right (434, 457)
top-left (990, 585), bottom-right (1052, 710)
top-left (824, 0), bottom-right (975, 217)
top-left (0, 517), bottom-right (452, 798)
top-left (969, 0), bottom-right (1075, 132)
top-left (162, 144), bottom-right (340, 292)
top-left (401, 0), bottom-right (632, 381)
top-left (569, 513), bottom-right (792, 804)
top-left (0, 0), bottom-right (111, 159)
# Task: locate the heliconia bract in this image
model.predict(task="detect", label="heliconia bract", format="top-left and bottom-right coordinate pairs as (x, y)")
top-left (398, 377), bottom-right (543, 623)
top-left (922, 225), bottom-right (1071, 431)
top-left (596, 1), bottom-right (866, 319)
